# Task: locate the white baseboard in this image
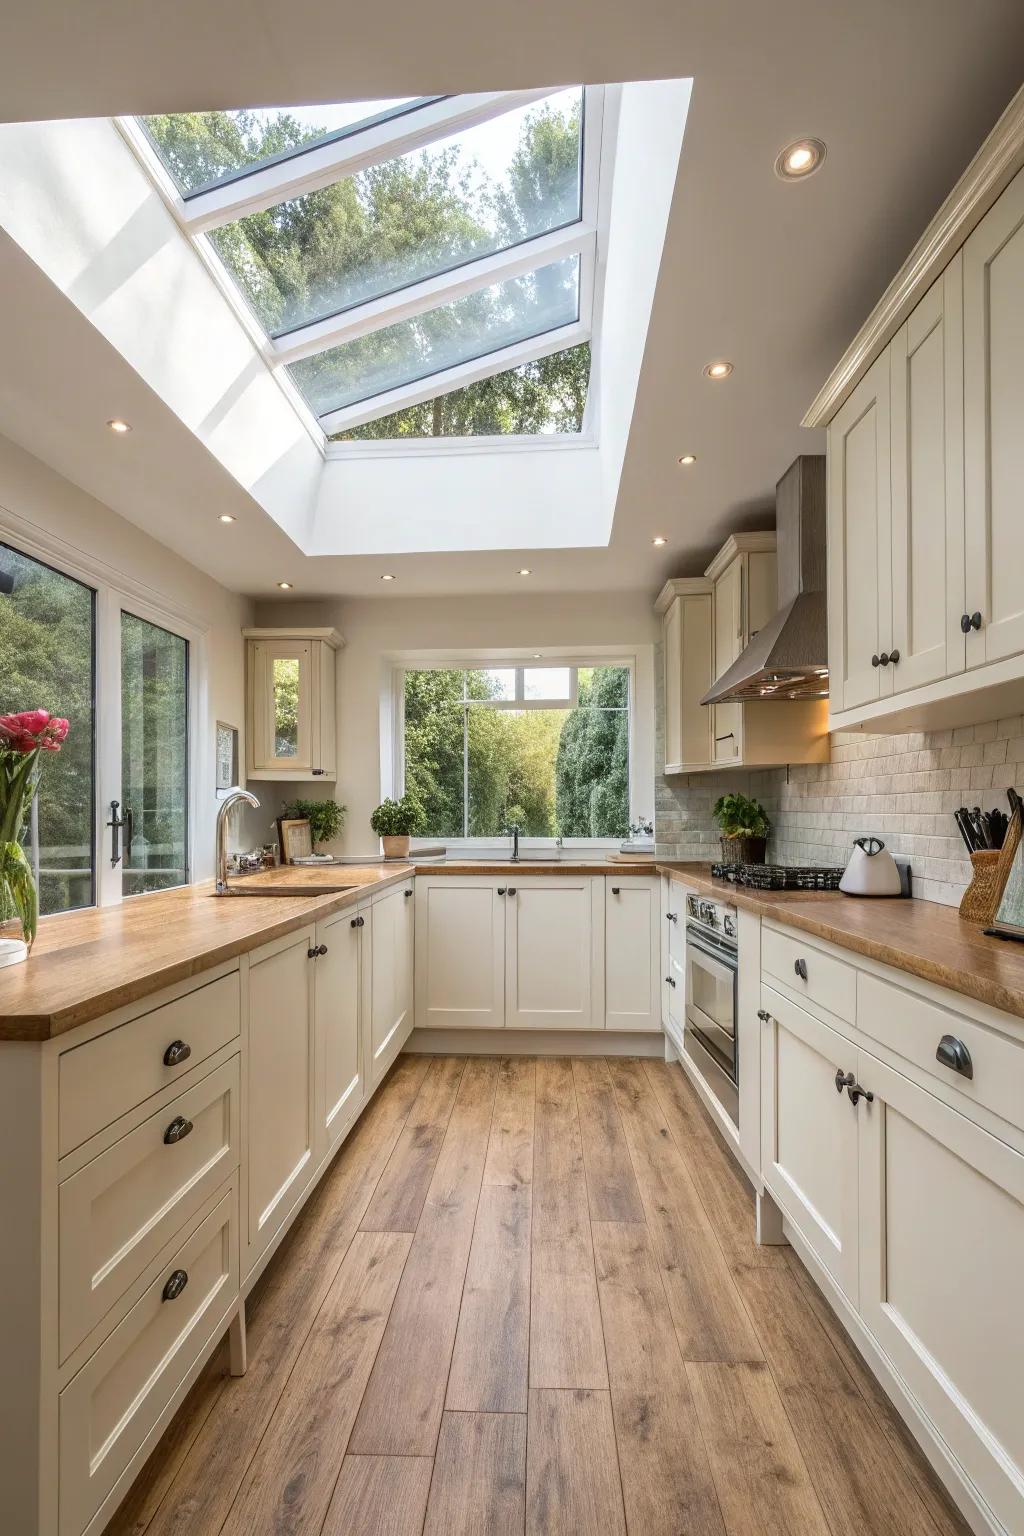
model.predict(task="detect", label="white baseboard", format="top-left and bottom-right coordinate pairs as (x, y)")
top-left (404, 1028), bottom-right (663, 1057)
top-left (783, 1221), bottom-right (1005, 1536)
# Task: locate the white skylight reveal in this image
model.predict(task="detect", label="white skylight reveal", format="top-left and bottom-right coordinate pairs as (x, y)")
top-left (129, 89), bottom-right (604, 440)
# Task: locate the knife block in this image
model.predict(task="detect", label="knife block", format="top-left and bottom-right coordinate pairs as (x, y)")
top-left (959, 807), bottom-right (1022, 924)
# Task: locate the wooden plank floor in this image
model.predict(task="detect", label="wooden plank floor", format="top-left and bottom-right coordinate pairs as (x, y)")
top-left (108, 1054), bottom-right (973, 1536)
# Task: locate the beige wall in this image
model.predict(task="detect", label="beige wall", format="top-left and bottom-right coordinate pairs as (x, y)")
top-left (255, 591), bottom-right (659, 857)
top-left (0, 431), bottom-right (258, 878)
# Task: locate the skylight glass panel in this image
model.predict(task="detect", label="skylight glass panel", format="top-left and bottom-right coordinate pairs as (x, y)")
top-left (142, 99), bottom-right (437, 196)
top-left (205, 89), bottom-right (583, 337)
top-left (290, 256), bottom-right (579, 418)
top-left (331, 342), bottom-right (591, 439)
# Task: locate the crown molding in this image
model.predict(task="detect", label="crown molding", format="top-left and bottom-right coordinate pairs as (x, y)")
top-left (803, 82), bottom-right (1024, 428)
top-left (704, 530), bottom-right (776, 582)
top-left (654, 576), bottom-right (714, 614)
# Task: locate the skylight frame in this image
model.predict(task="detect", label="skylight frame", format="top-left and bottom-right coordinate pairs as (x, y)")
top-left (119, 85), bottom-right (612, 445)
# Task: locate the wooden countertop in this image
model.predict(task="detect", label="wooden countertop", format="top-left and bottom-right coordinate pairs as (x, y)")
top-left (0, 865), bottom-right (411, 1042)
top-left (7, 855), bottom-right (1024, 1041)
top-left (660, 862), bottom-right (1024, 1024)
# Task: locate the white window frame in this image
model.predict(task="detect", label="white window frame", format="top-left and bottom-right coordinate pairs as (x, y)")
top-left (116, 85), bottom-right (615, 444)
top-left (0, 510), bottom-right (204, 914)
top-left (388, 651), bottom-right (638, 851)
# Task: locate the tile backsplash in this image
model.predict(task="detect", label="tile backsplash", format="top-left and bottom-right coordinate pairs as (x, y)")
top-left (653, 646), bottom-right (1023, 906)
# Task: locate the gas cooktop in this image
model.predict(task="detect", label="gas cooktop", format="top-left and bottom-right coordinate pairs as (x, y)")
top-left (710, 862), bottom-right (844, 891)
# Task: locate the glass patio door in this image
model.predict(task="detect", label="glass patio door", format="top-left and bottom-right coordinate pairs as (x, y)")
top-left (118, 611), bottom-right (189, 896)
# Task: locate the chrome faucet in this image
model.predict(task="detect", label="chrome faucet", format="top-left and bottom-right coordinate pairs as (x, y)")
top-left (215, 787), bottom-right (261, 893)
top-left (508, 822), bottom-right (521, 862)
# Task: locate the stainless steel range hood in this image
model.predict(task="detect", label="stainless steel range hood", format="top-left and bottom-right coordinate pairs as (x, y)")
top-left (701, 455), bottom-right (828, 704)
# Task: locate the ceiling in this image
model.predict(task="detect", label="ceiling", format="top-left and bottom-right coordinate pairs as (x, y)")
top-left (1, 1), bottom-right (1023, 600)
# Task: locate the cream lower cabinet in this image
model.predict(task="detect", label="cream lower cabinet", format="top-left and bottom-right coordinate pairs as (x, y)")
top-left (416, 873), bottom-right (661, 1034)
top-left (244, 925), bottom-right (317, 1277)
top-left (858, 1052), bottom-right (1024, 1536)
top-left (314, 903), bottom-right (366, 1158)
top-left (415, 875), bottom-right (506, 1029)
top-left (605, 876), bottom-right (661, 1031)
top-left (760, 983), bottom-right (860, 1300)
top-left (368, 883), bottom-right (415, 1084)
top-left (506, 875), bottom-right (600, 1030)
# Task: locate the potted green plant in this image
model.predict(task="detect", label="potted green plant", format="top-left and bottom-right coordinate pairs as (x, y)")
top-left (712, 792), bottom-right (770, 865)
top-left (279, 797), bottom-right (347, 852)
top-left (370, 794), bottom-right (423, 859)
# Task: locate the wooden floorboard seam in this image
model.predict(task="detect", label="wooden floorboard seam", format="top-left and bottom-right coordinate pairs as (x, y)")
top-left (200, 1057), bottom-right (433, 1536)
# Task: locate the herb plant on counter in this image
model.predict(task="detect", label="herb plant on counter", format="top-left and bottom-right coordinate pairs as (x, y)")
top-left (370, 794), bottom-right (425, 838)
top-left (712, 792), bottom-right (770, 865)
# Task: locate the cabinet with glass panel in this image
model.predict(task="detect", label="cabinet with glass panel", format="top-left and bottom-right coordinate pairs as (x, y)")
top-left (244, 627), bottom-right (342, 781)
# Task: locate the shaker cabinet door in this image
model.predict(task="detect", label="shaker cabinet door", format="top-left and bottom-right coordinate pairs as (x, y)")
top-left (315, 906), bottom-right (364, 1157)
top-left (964, 169), bottom-right (1024, 667)
top-left (827, 351), bottom-right (892, 712)
top-left (889, 257), bottom-right (965, 693)
top-left (858, 1050), bottom-right (1024, 1535)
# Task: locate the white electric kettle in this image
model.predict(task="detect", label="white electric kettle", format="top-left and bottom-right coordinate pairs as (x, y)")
top-left (839, 836), bottom-right (902, 897)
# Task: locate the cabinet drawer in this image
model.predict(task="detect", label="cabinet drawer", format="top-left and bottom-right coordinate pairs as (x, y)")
top-left (59, 1184), bottom-right (238, 1536)
top-left (59, 972), bottom-right (241, 1157)
top-left (59, 1056), bottom-right (239, 1364)
top-left (762, 924), bottom-right (856, 1025)
top-left (858, 971), bottom-right (1024, 1134)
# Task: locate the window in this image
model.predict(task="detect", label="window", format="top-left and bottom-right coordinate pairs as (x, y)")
top-left (121, 613), bottom-right (189, 896)
top-left (1, 535), bottom-right (194, 916)
top-left (128, 88), bottom-right (603, 439)
top-left (0, 542), bottom-right (95, 915)
top-left (403, 664), bottom-right (630, 840)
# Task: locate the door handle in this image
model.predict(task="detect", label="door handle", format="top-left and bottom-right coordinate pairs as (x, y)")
top-left (960, 612), bottom-right (982, 633)
top-left (496, 887), bottom-right (507, 896)
top-left (794, 958), bottom-right (808, 981)
top-left (163, 1115), bottom-right (193, 1145)
top-left (846, 1081), bottom-right (874, 1106)
top-left (715, 732), bottom-right (735, 742)
top-left (665, 976), bottom-right (676, 988)
top-left (106, 800), bottom-right (125, 866)
top-left (611, 886), bottom-right (621, 895)
top-left (163, 1040), bottom-right (191, 1068)
top-left (835, 1068), bottom-right (854, 1094)
top-left (935, 1034), bottom-right (973, 1079)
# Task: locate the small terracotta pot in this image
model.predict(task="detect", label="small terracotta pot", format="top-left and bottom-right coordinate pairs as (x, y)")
top-left (381, 834), bottom-right (411, 860)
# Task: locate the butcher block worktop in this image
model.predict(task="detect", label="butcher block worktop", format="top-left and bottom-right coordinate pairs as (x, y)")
top-left (6, 856), bottom-right (1024, 1040)
top-left (663, 862), bottom-right (1024, 1025)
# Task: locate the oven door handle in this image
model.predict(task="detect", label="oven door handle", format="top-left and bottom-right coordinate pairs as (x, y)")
top-left (687, 999), bottom-right (736, 1042)
top-left (686, 939), bottom-right (738, 985)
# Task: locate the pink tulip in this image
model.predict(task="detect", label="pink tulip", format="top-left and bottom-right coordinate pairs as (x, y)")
top-left (0, 710), bottom-right (70, 753)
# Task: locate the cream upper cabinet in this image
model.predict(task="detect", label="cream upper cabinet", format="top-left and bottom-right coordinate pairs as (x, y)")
top-left (964, 169), bottom-right (1024, 667)
top-left (712, 553), bottom-right (744, 762)
top-left (889, 258), bottom-right (966, 694)
top-left (244, 626), bottom-right (341, 781)
top-left (827, 352), bottom-right (892, 713)
top-left (824, 158), bottom-right (1024, 732)
top-left (655, 579), bottom-right (713, 773)
top-left (505, 875), bottom-right (600, 1030)
top-left (706, 534), bottom-right (778, 764)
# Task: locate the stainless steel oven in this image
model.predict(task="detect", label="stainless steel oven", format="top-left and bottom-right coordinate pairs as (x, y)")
top-left (684, 894), bottom-right (739, 1124)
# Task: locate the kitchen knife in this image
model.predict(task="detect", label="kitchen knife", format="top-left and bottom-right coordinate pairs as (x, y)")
top-left (954, 808), bottom-right (978, 852)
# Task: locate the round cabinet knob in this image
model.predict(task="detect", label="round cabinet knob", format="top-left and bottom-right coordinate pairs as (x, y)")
top-left (879, 652), bottom-right (890, 666)
top-left (497, 887), bottom-right (507, 896)
top-left (757, 1008), bottom-right (771, 1023)
top-left (611, 886), bottom-right (621, 895)
top-left (961, 611), bottom-right (983, 633)
top-left (317, 943), bottom-right (328, 956)
top-left (162, 1269), bottom-right (189, 1303)
top-left (888, 649), bottom-right (900, 664)
top-left (404, 889), bottom-right (413, 897)
top-left (507, 887), bottom-right (517, 896)
top-left (871, 654), bottom-right (881, 667)
top-left (664, 975), bottom-right (676, 987)
top-left (163, 1039), bottom-right (191, 1068)
top-left (308, 946), bottom-right (319, 958)
top-left (163, 1115), bottom-right (193, 1145)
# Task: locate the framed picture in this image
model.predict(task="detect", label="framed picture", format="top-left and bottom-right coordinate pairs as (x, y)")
top-left (278, 817), bottom-right (313, 864)
top-left (216, 721), bottom-right (239, 794)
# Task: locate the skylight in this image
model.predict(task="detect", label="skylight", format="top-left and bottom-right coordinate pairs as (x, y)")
top-left (129, 89), bottom-right (604, 440)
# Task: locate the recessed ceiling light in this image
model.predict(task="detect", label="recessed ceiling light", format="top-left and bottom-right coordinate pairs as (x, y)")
top-left (380, 573), bottom-right (396, 581)
top-left (218, 514), bottom-right (236, 524)
top-left (652, 536), bottom-right (668, 547)
top-left (677, 453), bottom-right (697, 466)
top-left (532, 653), bottom-right (542, 659)
top-left (106, 418), bottom-right (132, 434)
top-left (518, 567), bottom-right (532, 576)
top-left (703, 361), bottom-right (733, 380)
top-left (775, 138), bottom-right (826, 181)
top-left (277, 581), bottom-right (293, 590)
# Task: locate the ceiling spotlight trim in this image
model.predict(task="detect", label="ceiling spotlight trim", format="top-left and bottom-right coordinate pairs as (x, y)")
top-left (106, 418), bottom-right (132, 433)
top-left (677, 453), bottom-right (696, 465)
top-left (277, 581), bottom-right (294, 590)
top-left (703, 361), bottom-right (733, 380)
top-left (775, 137), bottom-right (827, 181)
